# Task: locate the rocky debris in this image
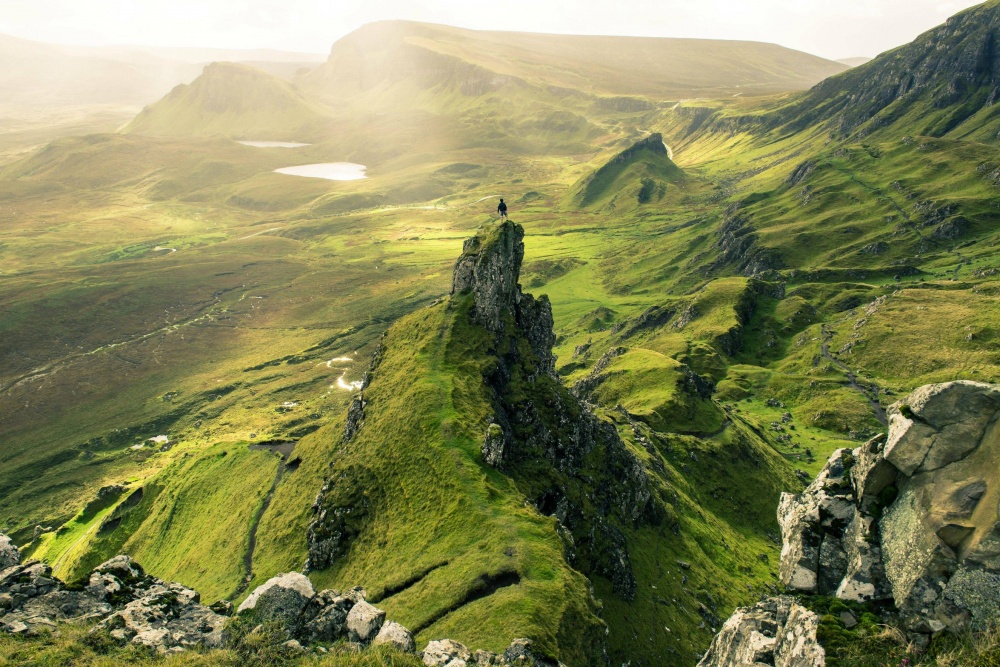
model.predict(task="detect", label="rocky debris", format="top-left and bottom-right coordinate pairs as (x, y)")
top-left (233, 575), bottom-right (408, 652)
top-left (0, 551), bottom-right (225, 654)
top-left (99, 578), bottom-right (226, 652)
top-left (423, 637), bottom-right (560, 667)
top-left (482, 422), bottom-right (506, 468)
top-left (774, 380), bottom-right (1000, 638)
top-left (0, 535), bottom-right (18, 570)
top-left (424, 638), bottom-right (473, 666)
top-left (696, 596), bottom-right (825, 667)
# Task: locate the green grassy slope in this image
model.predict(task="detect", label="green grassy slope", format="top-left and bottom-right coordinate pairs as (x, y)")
top-left (305, 20), bottom-right (847, 100)
top-left (125, 62), bottom-right (331, 140)
top-left (3, 5), bottom-right (1000, 665)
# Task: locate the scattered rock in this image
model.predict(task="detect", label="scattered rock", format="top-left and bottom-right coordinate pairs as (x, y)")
top-left (0, 535), bottom-right (18, 570)
top-left (424, 638), bottom-right (473, 666)
top-left (697, 596), bottom-right (825, 667)
top-left (372, 620), bottom-right (415, 652)
top-left (346, 599), bottom-right (385, 643)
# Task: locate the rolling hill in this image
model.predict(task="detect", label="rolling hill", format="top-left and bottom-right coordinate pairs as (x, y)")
top-left (304, 20), bottom-right (848, 103)
top-left (124, 62), bottom-right (332, 139)
top-left (3, 3), bottom-right (1000, 666)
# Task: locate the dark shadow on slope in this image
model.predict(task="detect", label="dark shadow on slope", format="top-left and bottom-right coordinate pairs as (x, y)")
top-left (411, 570), bottom-right (522, 634)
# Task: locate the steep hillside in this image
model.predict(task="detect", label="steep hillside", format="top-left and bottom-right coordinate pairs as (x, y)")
top-left (573, 132), bottom-right (684, 209)
top-left (781, 0), bottom-right (1000, 141)
top-left (125, 62), bottom-right (331, 139)
top-left (5, 5), bottom-right (1000, 666)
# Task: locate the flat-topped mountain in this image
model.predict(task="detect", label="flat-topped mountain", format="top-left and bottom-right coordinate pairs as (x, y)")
top-left (304, 20), bottom-right (847, 102)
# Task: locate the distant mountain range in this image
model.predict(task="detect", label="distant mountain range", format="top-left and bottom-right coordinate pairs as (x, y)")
top-left (0, 33), bottom-right (325, 110)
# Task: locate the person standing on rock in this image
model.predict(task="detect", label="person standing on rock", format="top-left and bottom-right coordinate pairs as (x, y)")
top-left (497, 198), bottom-right (508, 220)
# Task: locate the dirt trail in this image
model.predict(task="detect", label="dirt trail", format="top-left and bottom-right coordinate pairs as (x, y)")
top-left (228, 441), bottom-right (296, 600)
top-left (821, 324), bottom-right (888, 426)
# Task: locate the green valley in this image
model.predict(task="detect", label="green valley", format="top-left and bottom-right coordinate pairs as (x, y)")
top-left (1, 3), bottom-right (999, 665)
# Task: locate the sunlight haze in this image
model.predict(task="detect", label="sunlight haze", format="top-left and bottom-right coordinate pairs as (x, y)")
top-left (0, 0), bottom-right (987, 60)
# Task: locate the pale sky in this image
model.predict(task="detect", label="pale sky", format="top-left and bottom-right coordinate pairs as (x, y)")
top-left (0, 0), bottom-right (985, 61)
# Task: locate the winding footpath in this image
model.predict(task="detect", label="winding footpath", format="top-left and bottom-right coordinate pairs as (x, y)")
top-left (820, 324), bottom-right (888, 426)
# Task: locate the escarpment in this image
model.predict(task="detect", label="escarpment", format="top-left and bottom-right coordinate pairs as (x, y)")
top-left (449, 222), bottom-right (659, 600)
top-left (701, 380), bottom-right (1000, 666)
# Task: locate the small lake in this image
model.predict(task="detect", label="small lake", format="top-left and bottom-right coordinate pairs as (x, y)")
top-left (274, 163), bottom-right (367, 181)
top-left (237, 140), bottom-right (311, 148)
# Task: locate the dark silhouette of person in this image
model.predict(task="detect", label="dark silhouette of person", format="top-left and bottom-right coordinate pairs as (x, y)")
top-left (497, 198), bottom-right (508, 220)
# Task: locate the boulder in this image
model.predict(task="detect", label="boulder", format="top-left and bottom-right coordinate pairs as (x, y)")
top-left (696, 596), bottom-right (825, 667)
top-left (423, 639), bottom-right (473, 666)
top-left (778, 449), bottom-right (855, 594)
top-left (879, 381), bottom-right (1000, 630)
top-left (237, 572), bottom-right (315, 632)
top-left (0, 535), bottom-right (18, 570)
top-left (372, 620), bottom-right (415, 652)
top-left (883, 381), bottom-right (1000, 475)
top-left (100, 580), bottom-right (226, 652)
top-left (302, 590), bottom-right (354, 642)
top-left (346, 599), bottom-right (385, 643)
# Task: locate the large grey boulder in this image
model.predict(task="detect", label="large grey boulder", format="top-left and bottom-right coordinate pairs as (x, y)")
top-left (0, 535), bottom-right (18, 570)
top-left (778, 449), bottom-right (857, 594)
top-left (696, 596), bottom-right (825, 667)
top-left (423, 638), bottom-right (473, 666)
top-left (372, 620), bottom-right (415, 652)
top-left (883, 381), bottom-right (1000, 476)
top-left (346, 599), bottom-right (385, 643)
top-left (99, 581), bottom-right (226, 652)
top-left (879, 381), bottom-right (1000, 630)
top-left (237, 571), bottom-right (315, 633)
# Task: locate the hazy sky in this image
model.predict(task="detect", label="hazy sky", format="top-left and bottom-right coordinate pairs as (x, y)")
top-left (0, 0), bottom-right (985, 60)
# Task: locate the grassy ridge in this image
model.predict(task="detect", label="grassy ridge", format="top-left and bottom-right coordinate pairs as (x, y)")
top-left (3, 7), bottom-right (1000, 664)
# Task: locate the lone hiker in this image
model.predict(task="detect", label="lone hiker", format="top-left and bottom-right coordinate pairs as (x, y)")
top-left (497, 198), bottom-right (508, 220)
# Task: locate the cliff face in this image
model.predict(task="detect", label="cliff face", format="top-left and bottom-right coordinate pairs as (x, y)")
top-left (701, 380), bottom-right (1000, 666)
top-left (778, 0), bottom-right (1000, 137)
top-left (450, 222), bottom-right (659, 599)
top-left (450, 222), bottom-right (555, 376)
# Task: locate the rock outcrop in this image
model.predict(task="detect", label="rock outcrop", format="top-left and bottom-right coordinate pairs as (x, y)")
top-left (234, 572), bottom-right (411, 650)
top-left (0, 548), bottom-right (225, 654)
top-left (779, 381), bottom-right (1000, 634)
top-left (451, 221), bottom-right (556, 376)
top-left (696, 596), bottom-right (825, 667)
top-left (451, 222), bottom-right (659, 600)
top-left (0, 536), bottom-right (18, 571)
top-left (704, 380), bottom-right (1000, 664)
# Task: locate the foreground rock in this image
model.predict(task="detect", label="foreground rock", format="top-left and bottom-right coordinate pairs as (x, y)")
top-left (779, 381), bottom-right (1000, 635)
top-left (235, 572), bottom-right (412, 651)
top-left (696, 596), bottom-right (825, 667)
top-left (0, 547), bottom-right (225, 653)
top-left (703, 380), bottom-right (1000, 665)
top-left (422, 637), bottom-right (562, 667)
top-left (0, 535), bottom-right (18, 570)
